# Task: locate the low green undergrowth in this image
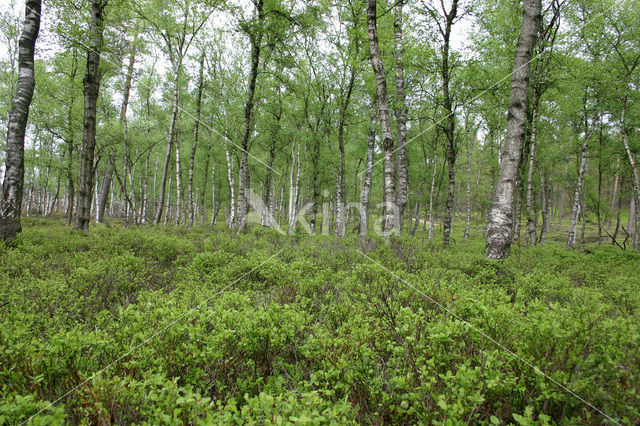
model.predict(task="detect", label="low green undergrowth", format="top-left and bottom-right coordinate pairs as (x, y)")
top-left (1, 220), bottom-right (639, 424)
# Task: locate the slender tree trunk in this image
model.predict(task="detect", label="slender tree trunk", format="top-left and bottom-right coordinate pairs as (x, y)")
top-left (154, 70), bottom-right (180, 224)
top-left (441, 0), bottom-right (459, 246)
top-left (612, 178), bottom-right (623, 243)
top-left (262, 143), bottom-right (276, 227)
top-left (211, 161), bottom-right (217, 226)
top-left (628, 197), bottom-right (636, 240)
top-left (237, 0), bottom-right (264, 231)
top-left (128, 161), bottom-right (137, 224)
top-left (109, 179), bottom-right (114, 216)
top-left (96, 156), bottom-right (113, 222)
top-left (579, 197), bottom-right (587, 250)
top-left (335, 70), bottom-right (356, 237)
top-left (164, 168), bottom-right (172, 226)
top-left (394, 1), bottom-right (408, 232)
top-left (360, 111), bottom-right (375, 237)
top-left (0, 0), bottom-right (41, 241)
top-left (596, 124), bottom-right (603, 243)
top-left (485, 0), bottom-right (541, 259)
top-left (25, 179), bottom-right (34, 217)
top-left (609, 158), bottom-right (620, 227)
top-left (367, 0), bottom-right (396, 233)
top-left (46, 168), bottom-right (61, 217)
top-left (174, 131), bottom-right (183, 225)
top-left (75, 0), bottom-right (106, 233)
top-left (141, 151), bottom-right (149, 225)
top-left (188, 52), bottom-right (205, 227)
top-left (620, 97), bottom-right (640, 249)
top-left (464, 136), bottom-right (472, 239)
top-left (292, 145), bottom-right (301, 233)
top-left (428, 141), bottom-right (438, 241)
top-left (120, 49), bottom-right (136, 225)
top-left (558, 175), bottom-right (566, 226)
top-left (411, 202), bottom-right (421, 236)
top-left (200, 131), bottom-right (211, 226)
top-left (525, 88), bottom-right (540, 246)
top-left (539, 173), bottom-right (551, 244)
top-left (288, 143), bottom-right (297, 233)
top-left (567, 120), bottom-right (594, 249)
top-left (309, 133), bottom-right (321, 233)
top-left (224, 139), bottom-right (236, 227)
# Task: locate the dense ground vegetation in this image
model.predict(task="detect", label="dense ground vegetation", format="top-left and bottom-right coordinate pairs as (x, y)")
top-left (1, 219), bottom-right (638, 424)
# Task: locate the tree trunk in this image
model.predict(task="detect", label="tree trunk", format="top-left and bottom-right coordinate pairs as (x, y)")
top-left (441, 0), bottom-right (459, 247)
top-left (411, 202), bottom-right (421, 236)
top-left (237, 0), bottom-right (264, 232)
top-left (464, 137), bottom-right (472, 240)
top-left (367, 0), bottom-right (396, 233)
top-left (628, 197), bottom-right (636, 239)
top-left (558, 174), bottom-right (566, 226)
top-left (200, 131), bottom-right (211, 226)
top-left (394, 1), bottom-right (408, 232)
top-left (188, 52), bottom-right (205, 227)
top-left (262, 143), bottom-right (276, 227)
top-left (485, 0), bottom-right (541, 259)
top-left (96, 156), bottom-right (113, 222)
top-left (539, 173), bottom-right (551, 244)
top-left (292, 145), bottom-right (301, 233)
top-left (525, 88), bottom-right (540, 246)
top-left (609, 158), bottom-right (620, 227)
top-left (620, 97), bottom-right (640, 249)
top-left (75, 0), bottom-right (106, 233)
top-left (579, 197), bottom-right (587, 250)
top-left (153, 70), bottom-right (180, 225)
top-left (360, 110), bottom-right (375, 237)
top-left (174, 131), bottom-right (183, 225)
top-left (309, 132), bottom-right (321, 233)
top-left (287, 143), bottom-right (298, 234)
top-left (141, 151), bottom-right (149, 225)
top-left (164, 168), bottom-right (172, 226)
top-left (428, 140), bottom-right (438, 241)
top-left (612, 177), bottom-right (623, 243)
top-left (335, 70), bottom-right (356, 237)
top-left (46, 167), bottom-right (62, 217)
top-left (567, 120), bottom-right (594, 249)
top-left (0, 0), bottom-right (41, 241)
top-left (224, 138), bottom-right (236, 227)
top-left (211, 161), bottom-right (217, 226)
top-left (120, 49), bottom-right (136, 224)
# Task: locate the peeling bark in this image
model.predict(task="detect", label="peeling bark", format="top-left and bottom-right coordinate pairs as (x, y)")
top-left (367, 0), bottom-right (396, 233)
top-left (485, 0), bottom-right (541, 259)
top-left (394, 1), bottom-right (408, 231)
top-left (0, 0), bottom-right (41, 241)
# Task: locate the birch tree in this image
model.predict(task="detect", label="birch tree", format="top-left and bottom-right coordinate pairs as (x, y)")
top-left (75, 0), bottom-right (107, 232)
top-left (367, 0), bottom-right (396, 233)
top-left (485, 0), bottom-right (542, 259)
top-left (0, 0), bottom-right (41, 241)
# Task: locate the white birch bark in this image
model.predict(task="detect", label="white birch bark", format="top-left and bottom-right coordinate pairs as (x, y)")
top-left (485, 0), bottom-right (541, 259)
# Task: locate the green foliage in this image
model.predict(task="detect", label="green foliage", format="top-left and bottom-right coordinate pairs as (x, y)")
top-left (1, 221), bottom-right (639, 424)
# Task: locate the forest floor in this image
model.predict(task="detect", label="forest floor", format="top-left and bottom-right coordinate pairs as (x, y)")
top-left (1, 218), bottom-right (639, 424)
